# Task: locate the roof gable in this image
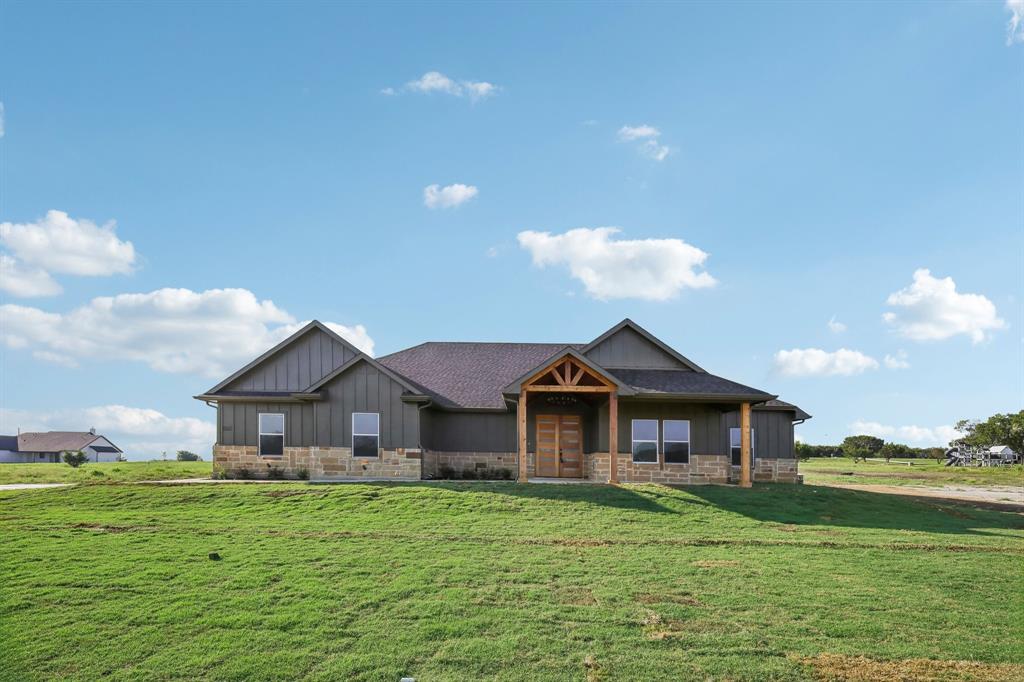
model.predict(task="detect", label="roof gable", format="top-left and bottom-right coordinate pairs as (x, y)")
top-left (306, 354), bottom-right (426, 397)
top-left (207, 321), bottom-right (362, 394)
top-left (583, 319), bottom-right (705, 372)
top-left (501, 348), bottom-right (635, 396)
top-left (15, 431), bottom-right (102, 453)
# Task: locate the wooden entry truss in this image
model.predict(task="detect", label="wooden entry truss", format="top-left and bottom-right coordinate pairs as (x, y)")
top-left (517, 353), bottom-right (619, 482)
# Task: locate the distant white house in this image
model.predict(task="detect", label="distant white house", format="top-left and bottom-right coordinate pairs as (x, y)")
top-left (0, 430), bottom-right (123, 463)
top-left (988, 445), bottom-right (1019, 463)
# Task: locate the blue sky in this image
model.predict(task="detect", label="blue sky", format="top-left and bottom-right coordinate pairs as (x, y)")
top-left (1, 1), bottom-right (1021, 458)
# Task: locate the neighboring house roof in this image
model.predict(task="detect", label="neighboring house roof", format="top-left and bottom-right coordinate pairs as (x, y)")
top-left (606, 368), bottom-right (774, 401)
top-left (988, 445), bottom-right (1014, 453)
top-left (378, 342), bottom-right (582, 409)
top-left (13, 431), bottom-right (122, 454)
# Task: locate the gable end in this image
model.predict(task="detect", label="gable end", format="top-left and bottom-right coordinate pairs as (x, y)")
top-left (583, 320), bottom-right (703, 371)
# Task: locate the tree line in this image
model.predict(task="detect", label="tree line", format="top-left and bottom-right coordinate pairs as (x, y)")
top-left (796, 410), bottom-right (1022, 461)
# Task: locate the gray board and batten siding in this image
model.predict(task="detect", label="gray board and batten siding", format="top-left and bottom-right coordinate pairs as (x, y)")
top-left (220, 327), bottom-right (359, 393)
top-left (218, 360), bottom-right (420, 450)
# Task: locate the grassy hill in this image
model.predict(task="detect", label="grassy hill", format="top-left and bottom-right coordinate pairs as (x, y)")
top-left (1, 481), bottom-right (1021, 680)
top-left (0, 460), bottom-right (211, 485)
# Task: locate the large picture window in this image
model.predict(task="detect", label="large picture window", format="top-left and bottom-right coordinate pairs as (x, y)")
top-left (352, 412), bottom-right (380, 458)
top-left (663, 420), bottom-right (690, 464)
top-left (631, 419), bottom-right (658, 463)
top-left (729, 427), bottom-right (756, 466)
top-left (258, 413), bottom-right (285, 457)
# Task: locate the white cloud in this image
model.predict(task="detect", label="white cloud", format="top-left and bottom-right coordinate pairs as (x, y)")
top-left (0, 254), bottom-right (62, 297)
top-left (617, 124), bottom-right (671, 161)
top-left (486, 246), bottom-right (499, 258)
top-left (773, 348), bottom-right (879, 377)
top-left (1, 210), bottom-right (136, 276)
top-left (517, 226), bottom-right (716, 301)
top-left (0, 210), bottom-right (138, 297)
top-left (883, 269), bottom-right (1006, 344)
top-left (396, 71), bottom-right (498, 100)
top-left (423, 183), bottom-right (478, 209)
top-left (849, 420), bottom-right (962, 447)
top-left (617, 125), bottom-right (660, 141)
top-left (883, 350), bottom-right (910, 370)
top-left (1007, 0), bottom-right (1024, 45)
top-left (0, 405), bottom-right (216, 460)
top-left (827, 316), bottom-right (846, 334)
top-left (0, 287), bottom-right (375, 378)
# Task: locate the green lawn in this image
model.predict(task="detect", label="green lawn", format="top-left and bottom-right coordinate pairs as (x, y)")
top-left (1, 481), bottom-right (1021, 681)
top-left (0, 460), bottom-right (211, 485)
top-left (800, 457), bottom-right (1024, 488)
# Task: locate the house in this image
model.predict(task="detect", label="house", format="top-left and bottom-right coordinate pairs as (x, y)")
top-left (0, 430), bottom-right (124, 463)
top-left (195, 319), bottom-right (810, 485)
top-left (988, 445), bottom-right (1019, 464)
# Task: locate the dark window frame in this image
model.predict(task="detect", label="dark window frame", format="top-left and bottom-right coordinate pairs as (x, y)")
top-left (729, 427), bottom-right (756, 466)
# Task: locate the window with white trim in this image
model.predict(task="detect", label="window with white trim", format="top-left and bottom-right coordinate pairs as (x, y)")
top-left (729, 427), bottom-right (755, 466)
top-left (258, 413), bottom-right (285, 457)
top-left (631, 419), bottom-right (658, 463)
top-left (663, 420), bottom-right (690, 464)
top-left (352, 412), bottom-right (380, 458)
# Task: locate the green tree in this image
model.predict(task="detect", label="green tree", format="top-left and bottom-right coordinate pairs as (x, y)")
top-left (176, 450), bottom-right (201, 462)
top-left (841, 435), bottom-right (884, 462)
top-left (62, 450), bottom-right (89, 468)
top-left (879, 442), bottom-right (911, 462)
top-left (953, 411), bottom-right (1024, 453)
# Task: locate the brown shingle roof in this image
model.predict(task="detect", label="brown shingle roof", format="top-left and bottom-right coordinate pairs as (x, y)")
top-left (15, 432), bottom-right (102, 453)
top-left (606, 369), bottom-right (774, 400)
top-left (378, 342), bottom-right (582, 409)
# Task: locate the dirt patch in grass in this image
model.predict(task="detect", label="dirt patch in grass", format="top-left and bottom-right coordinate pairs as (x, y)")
top-left (636, 592), bottom-right (704, 607)
top-left (556, 586), bottom-right (597, 605)
top-left (795, 653), bottom-right (1024, 681)
top-left (693, 559), bottom-right (740, 568)
top-left (70, 522), bottom-right (157, 534)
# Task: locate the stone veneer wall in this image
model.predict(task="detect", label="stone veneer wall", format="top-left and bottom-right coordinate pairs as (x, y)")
top-left (422, 451), bottom-right (520, 479)
top-left (586, 453), bottom-right (731, 484)
top-left (212, 444), bottom-right (421, 480)
top-left (747, 458), bottom-right (800, 483)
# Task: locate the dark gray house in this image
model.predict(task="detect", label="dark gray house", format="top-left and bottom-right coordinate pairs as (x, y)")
top-left (196, 319), bottom-right (809, 484)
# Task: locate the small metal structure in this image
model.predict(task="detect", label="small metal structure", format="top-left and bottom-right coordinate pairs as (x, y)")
top-left (944, 445), bottom-right (1020, 467)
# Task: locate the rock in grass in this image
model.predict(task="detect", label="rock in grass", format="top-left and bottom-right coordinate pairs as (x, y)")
top-left (208, 552), bottom-right (221, 561)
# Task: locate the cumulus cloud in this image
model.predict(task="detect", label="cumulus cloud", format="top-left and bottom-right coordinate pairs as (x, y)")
top-left (0, 210), bottom-right (137, 297)
top-left (883, 269), bottom-right (1006, 344)
top-left (849, 420), bottom-right (962, 447)
top-left (517, 226), bottom-right (715, 301)
top-left (773, 348), bottom-right (879, 377)
top-left (883, 350), bottom-right (910, 370)
top-left (394, 71), bottom-right (499, 100)
top-left (0, 254), bottom-right (62, 297)
top-left (423, 183), bottom-right (478, 209)
top-left (0, 287), bottom-right (374, 378)
top-left (0, 405), bottom-right (216, 460)
top-left (1008, 0), bottom-right (1024, 45)
top-left (617, 124), bottom-right (671, 161)
top-left (827, 316), bottom-right (846, 334)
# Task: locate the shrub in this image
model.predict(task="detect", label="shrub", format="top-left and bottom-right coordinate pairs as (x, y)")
top-left (267, 467), bottom-right (285, 480)
top-left (460, 469), bottom-right (479, 480)
top-left (235, 468), bottom-right (251, 480)
top-left (176, 450), bottom-right (201, 462)
top-left (438, 465), bottom-right (455, 479)
top-left (296, 468), bottom-right (310, 481)
top-left (212, 469), bottom-right (228, 480)
top-left (498, 468), bottom-right (513, 480)
top-left (62, 450), bottom-right (89, 468)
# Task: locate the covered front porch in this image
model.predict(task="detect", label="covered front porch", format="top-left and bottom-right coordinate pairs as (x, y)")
top-left (506, 350), bottom-right (755, 486)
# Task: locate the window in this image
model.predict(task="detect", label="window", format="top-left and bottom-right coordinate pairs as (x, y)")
top-left (258, 413), bottom-right (285, 457)
top-left (729, 427), bottom-right (755, 466)
top-left (663, 420), bottom-right (690, 464)
top-left (631, 419), bottom-right (658, 463)
top-left (352, 412), bottom-right (380, 458)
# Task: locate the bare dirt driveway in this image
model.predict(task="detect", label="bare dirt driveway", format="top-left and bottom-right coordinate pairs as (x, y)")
top-left (823, 483), bottom-right (1023, 512)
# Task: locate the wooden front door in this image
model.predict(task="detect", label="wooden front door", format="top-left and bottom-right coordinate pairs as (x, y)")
top-left (535, 414), bottom-right (583, 478)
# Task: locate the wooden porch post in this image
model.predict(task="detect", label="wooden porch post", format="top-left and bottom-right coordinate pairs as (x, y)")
top-left (740, 401), bottom-right (752, 488)
top-left (608, 390), bottom-right (618, 484)
top-left (518, 388), bottom-right (528, 482)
